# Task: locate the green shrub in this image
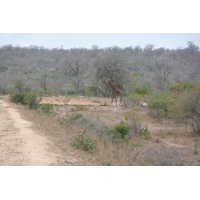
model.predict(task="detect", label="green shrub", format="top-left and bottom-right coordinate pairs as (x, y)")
top-left (10, 92), bottom-right (26, 105)
top-left (148, 93), bottom-right (173, 122)
top-left (111, 121), bottom-right (130, 140)
top-left (70, 131), bottom-right (97, 153)
top-left (40, 103), bottom-right (53, 115)
top-left (62, 113), bottom-right (84, 127)
top-left (0, 66), bottom-right (7, 72)
top-left (39, 89), bottom-right (51, 97)
top-left (170, 82), bottom-right (195, 93)
top-left (10, 92), bottom-right (40, 110)
top-left (135, 87), bottom-right (151, 96)
top-left (127, 87), bottom-right (151, 106)
top-left (84, 86), bottom-right (99, 97)
top-left (140, 125), bottom-right (151, 139)
top-left (68, 113), bottom-right (83, 121)
top-left (25, 92), bottom-right (40, 110)
top-left (68, 90), bottom-right (77, 95)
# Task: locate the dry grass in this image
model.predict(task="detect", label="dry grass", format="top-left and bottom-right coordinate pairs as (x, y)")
top-left (15, 104), bottom-right (146, 165)
top-left (9, 96), bottom-right (200, 166)
top-left (15, 105), bottom-right (95, 165)
top-left (138, 145), bottom-right (191, 166)
top-left (95, 139), bottom-right (145, 166)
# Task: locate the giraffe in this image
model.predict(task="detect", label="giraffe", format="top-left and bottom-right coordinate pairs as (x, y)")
top-left (105, 78), bottom-right (124, 106)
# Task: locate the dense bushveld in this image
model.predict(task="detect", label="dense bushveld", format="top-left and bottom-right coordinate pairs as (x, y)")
top-left (0, 42), bottom-right (199, 96)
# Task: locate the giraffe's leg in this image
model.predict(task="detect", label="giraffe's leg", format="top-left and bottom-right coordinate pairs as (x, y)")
top-left (119, 95), bottom-right (122, 106)
top-left (111, 96), bottom-right (114, 105)
top-left (112, 95), bottom-right (117, 106)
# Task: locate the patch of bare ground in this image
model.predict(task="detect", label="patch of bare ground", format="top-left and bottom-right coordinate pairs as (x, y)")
top-left (0, 97), bottom-right (61, 166)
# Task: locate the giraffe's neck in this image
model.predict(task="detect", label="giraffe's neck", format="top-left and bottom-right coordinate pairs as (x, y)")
top-left (108, 80), bottom-right (118, 91)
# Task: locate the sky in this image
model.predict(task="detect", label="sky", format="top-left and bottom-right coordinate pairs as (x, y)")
top-left (1, 1), bottom-right (199, 50)
top-left (0, 33), bottom-right (199, 50)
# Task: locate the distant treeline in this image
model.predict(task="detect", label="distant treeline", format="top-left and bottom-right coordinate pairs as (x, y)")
top-left (0, 42), bottom-right (199, 95)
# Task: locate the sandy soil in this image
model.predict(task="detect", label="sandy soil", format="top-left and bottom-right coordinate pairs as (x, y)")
top-left (42, 96), bottom-right (127, 127)
top-left (0, 97), bottom-right (72, 166)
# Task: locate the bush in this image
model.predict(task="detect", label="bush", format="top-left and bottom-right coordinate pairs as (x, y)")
top-left (25, 92), bottom-right (40, 110)
top-left (61, 113), bottom-right (84, 128)
top-left (39, 90), bottom-right (51, 97)
top-left (140, 125), bottom-right (151, 139)
top-left (84, 86), bottom-right (99, 97)
top-left (0, 66), bottom-right (7, 72)
top-left (125, 106), bottom-right (151, 139)
top-left (127, 93), bottom-right (142, 106)
top-left (135, 87), bottom-right (151, 96)
top-left (10, 92), bottom-right (26, 105)
top-left (70, 131), bottom-right (97, 153)
top-left (10, 92), bottom-right (40, 110)
top-left (68, 113), bottom-right (83, 121)
top-left (125, 106), bottom-right (142, 136)
top-left (170, 81), bottom-right (195, 93)
top-left (68, 90), bottom-right (77, 95)
top-left (127, 87), bottom-right (151, 106)
top-left (148, 93), bottom-right (172, 122)
top-left (140, 146), bottom-right (188, 166)
top-left (169, 84), bottom-right (200, 133)
top-left (40, 103), bottom-right (53, 115)
top-left (111, 121), bottom-right (130, 140)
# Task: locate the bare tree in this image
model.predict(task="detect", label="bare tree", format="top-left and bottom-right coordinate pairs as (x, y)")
top-left (94, 53), bottom-right (127, 96)
top-left (147, 57), bottom-right (173, 91)
top-left (62, 58), bottom-right (87, 93)
top-left (39, 73), bottom-right (49, 92)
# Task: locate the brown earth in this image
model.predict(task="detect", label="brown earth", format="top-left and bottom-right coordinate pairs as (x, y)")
top-left (1, 95), bottom-right (200, 166)
top-left (0, 96), bottom-right (94, 166)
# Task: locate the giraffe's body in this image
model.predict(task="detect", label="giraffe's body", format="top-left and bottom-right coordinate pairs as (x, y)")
top-left (105, 78), bottom-right (124, 106)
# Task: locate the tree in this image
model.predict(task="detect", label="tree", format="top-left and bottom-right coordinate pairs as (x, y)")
top-left (94, 53), bottom-right (127, 96)
top-left (169, 84), bottom-right (200, 133)
top-left (62, 58), bottom-right (87, 94)
top-left (0, 43), bottom-right (199, 95)
top-left (186, 41), bottom-right (199, 55)
top-left (144, 44), bottom-right (155, 58)
top-left (39, 73), bottom-right (49, 93)
top-left (147, 57), bottom-right (173, 91)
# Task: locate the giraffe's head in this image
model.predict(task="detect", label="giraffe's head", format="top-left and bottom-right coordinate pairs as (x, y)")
top-left (105, 78), bottom-right (109, 83)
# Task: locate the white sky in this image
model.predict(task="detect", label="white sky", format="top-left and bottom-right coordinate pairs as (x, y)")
top-left (1, 1), bottom-right (199, 50)
top-left (0, 33), bottom-right (199, 50)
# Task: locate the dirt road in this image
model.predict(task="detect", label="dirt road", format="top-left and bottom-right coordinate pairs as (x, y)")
top-left (0, 98), bottom-right (68, 166)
